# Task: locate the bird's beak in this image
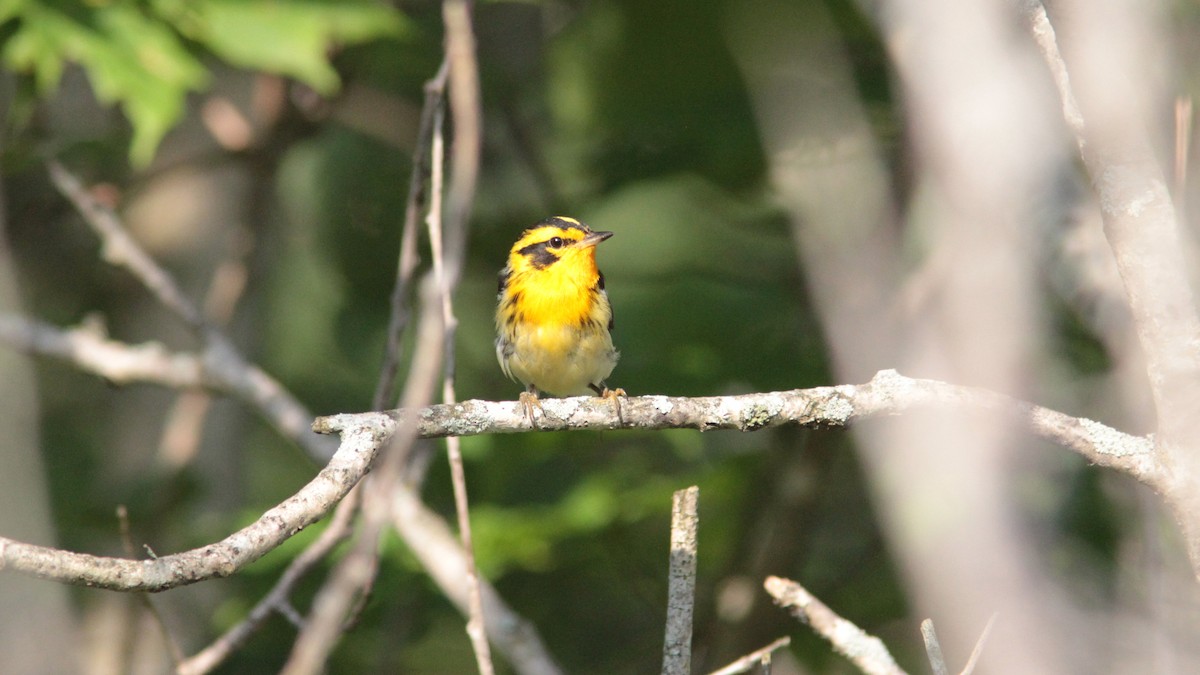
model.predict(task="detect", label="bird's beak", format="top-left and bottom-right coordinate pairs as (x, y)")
top-left (577, 230), bottom-right (614, 248)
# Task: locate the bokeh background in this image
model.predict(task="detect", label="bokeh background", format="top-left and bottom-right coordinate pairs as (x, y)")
top-left (2, 0), bottom-right (1200, 673)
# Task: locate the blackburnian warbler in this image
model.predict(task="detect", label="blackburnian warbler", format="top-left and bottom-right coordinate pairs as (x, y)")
top-left (495, 216), bottom-right (624, 424)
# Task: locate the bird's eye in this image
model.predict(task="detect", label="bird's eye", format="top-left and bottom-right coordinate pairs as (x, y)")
top-left (548, 237), bottom-right (564, 249)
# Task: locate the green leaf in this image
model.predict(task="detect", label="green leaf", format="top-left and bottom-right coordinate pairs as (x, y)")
top-left (0, 0), bottom-right (406, 166)
top-left (1, 2), bottom-right (208, 167)
top-left (180, 0), bottom-right (408, 94)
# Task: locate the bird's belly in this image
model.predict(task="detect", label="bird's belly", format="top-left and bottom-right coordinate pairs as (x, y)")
top-left (505, 324), bottom-right (617, 397)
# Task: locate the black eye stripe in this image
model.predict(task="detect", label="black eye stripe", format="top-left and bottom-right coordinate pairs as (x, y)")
top-left (517, 240), bottom-right (560, 269)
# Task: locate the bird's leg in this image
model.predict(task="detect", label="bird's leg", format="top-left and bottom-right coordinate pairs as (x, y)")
top-left (590, 382), bottom-right (627, 426)
top-left (519, 384), bottom-right (543, 428)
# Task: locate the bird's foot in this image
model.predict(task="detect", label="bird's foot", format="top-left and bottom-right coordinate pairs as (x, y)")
top-left (519, 389), bottom-right (543, 428)
top-left (592, 385), bottom-right (627, 426)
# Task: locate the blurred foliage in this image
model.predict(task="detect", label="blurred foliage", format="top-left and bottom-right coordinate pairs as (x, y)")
top-left (0, 0), bottom-right (406, 165)
top-left (0, 0), bottom-right (1138, 673)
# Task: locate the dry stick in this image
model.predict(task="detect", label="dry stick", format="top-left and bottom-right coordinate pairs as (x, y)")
top-left (176, 488), bottom-right (361, 675)
top-left (959, 613), bottom-right (997, 675)
top-left (0, 420), bottom-right (380, 591)
top-left (372, 59), bottom-right (450, 411)
top-left (317, 369), bottom-right (1164, 489)
top-left (1029, 3), bottom-right (1200, 573)
top-left (435, 2), bottom-right (493, 673)
top-left (160, 241), bottom-right (251, 468)
top-left (117, 506), bottom-right (184, 667)
top-left (0, 370), bottom-right (1163, 592)
top-left (0, 313), bottom-right (215, 389)
top-left (391, 486), bottom-right (564, 675)
top-left (280, 282), bottom-right (446, 675)
top-left (1174, 96), bottom-right (1192, 218)
top-left (46, 161), bottom-right (335, 463)
top-left (662, 486), bottom-right (700, 675)
top-left (47, 161), bottom-right (205, 330)
top-left (764, 576), bottom-right (905, 675)
top-left (37, 157), bottom-right (547, 670)
top-left (707, 636), bottom-right (790, 675)
top-left (920, 620), bottom-right (949, 675)
top-left (342, 57), bottom-right (453, 637)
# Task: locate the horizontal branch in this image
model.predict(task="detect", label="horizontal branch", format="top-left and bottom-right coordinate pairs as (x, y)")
top-left (1, 370), bottom-right (1160, 592)
top-left (0, 313), bottom-right (215, 389)
top-left (317, 370), bottom-right (1162, 488)
top-left (0, 424), bottom-right (381, 592)
top-left (0, 311), bottom-right (337, 462)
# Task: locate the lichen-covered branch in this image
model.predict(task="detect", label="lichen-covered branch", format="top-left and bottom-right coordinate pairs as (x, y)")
top-left (765, 575), bottom-right (904, 675)
top-left (318, 369), bottom-right (1162, 488)
top-left (0, 423), bottom-right (383, 592)
top-left (0, 369), bottom-right (1162, 593)
top-left (662, 486), bottom-right (699, 675)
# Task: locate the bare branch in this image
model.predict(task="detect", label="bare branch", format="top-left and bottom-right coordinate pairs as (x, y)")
top-left (765, 575), bottom-right (904, 675)
top-left (280, 282), bottom-right (444, 675)
top-left (1028, 0), bottom-right (1200, 574)
top-left (433, 3), bottom-right (491, 670)
top-left (45, 161), bottom-right (335, 463)
top-left (707, 636), bottom-right (791, 675)
top-left (317, 370), bottom-right (1162, 488)
top-left (0, 422), bottom-right (379, 592)
top-left (662, 486), bottom-right (699, 675)
top-left (391, 483), bottom-right (563, 675)
top-left (372, 59), bottom-right (448, 411)
top-left (0, 313), bottom-right (214, 389)
top-left (176, 488), bottom-right (361, 675)
top-left (959, 614), bottom-right (997, 675)
top-left (3, 368), bottom-right (1159, 597)
top-left (921, 620), bottom-right (949, 675)
top-left (48, 161), bottom-right (207, 331)
top-left (117, 506), bottom-right (184, 666)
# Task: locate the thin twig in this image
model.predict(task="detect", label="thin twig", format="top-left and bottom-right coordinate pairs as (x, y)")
top-left (341, 61), bottom-right (454, 634)
top-left (391, 484), bottom-right (564, 675)
top-left (0, 420), bottom-right (380, 591)
top-left (662, 486), bottom-right (700, 675)
top-left (706, 636), bottom-right (790, 675)
top-left (45, 161), bottom-right (336, 463)
top-left (372, 59), bottom-right (449, 411)
top-left (279, 281), bottom-right (445, 675)
top-left (1028, 0), bottom-right (1200, 576)
top-left (959, 613), bottom-right (997, 675)
top-left (47, 161), bottom-right (206, 331)
top-left (765, 576), bottom-right (905, 675)
top-left (117, 506), bottom-right (184, 666)
top-left (921, 619), bottom-right (949, 675)
top-left (436, 1), bottom-right (491, 673)
top-left (1175, 96), bottom-right (1192, 218)
top-left (176, 487), bottom-right (362, 675)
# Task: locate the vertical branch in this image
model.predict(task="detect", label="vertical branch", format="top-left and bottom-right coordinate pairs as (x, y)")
top-left (373, 61), bottom-right (450, 411)
top-left (1029, 1), bottom-right (1200, 573)
top-left (921, 620), bottom-right (949, 675)
top-left (1174, 97), bottom-right (1192, 217)
top-left (436, 1), bottom-right (491, 673)
top-left (662, 486), bottom-right (699, 675)
top-left (116, 505), bottom-right (184, 667)
top-left (279, 281), bottom-right (445, 675)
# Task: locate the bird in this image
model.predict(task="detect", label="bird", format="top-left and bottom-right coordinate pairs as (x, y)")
top-left (495, 215), bottom-right (624, 425)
